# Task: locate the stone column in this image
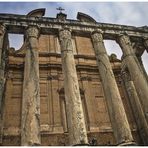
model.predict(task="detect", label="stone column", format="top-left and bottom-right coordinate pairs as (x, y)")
top-left (21, 26), bottom-right (41, 146)
top-left (121, 68), bottom-right (148, 145)
top-left (91, 30), bottom-right (134, 146)
top-left (137, 56), bottom-right (148, 83)
top-left (59, 28), bottom-right (88, 146)
top-left (0, 24), bottom-right (5, 114)
top-left (117, 34), bottom-right (148, 123)
top-left (0, 24), bottom-right (6, 144)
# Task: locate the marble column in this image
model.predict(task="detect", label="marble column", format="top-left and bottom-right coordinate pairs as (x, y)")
top-left (59, 27), bottom-right (88, 146)
top-left (21, 26), bottom-right (41, 146)
top-left (91, 30), bottom-right (134, 146)
top-left (121, 68), bottom-right (148, 145)
top-left (117, 34), bottom-right (148, 123)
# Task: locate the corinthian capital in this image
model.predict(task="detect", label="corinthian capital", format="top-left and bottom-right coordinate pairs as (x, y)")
top-left (59, 27), bottom-right (71, 40)
top-left (0, 24), bottom-right (5, 36)
top-left (58, 27), bottom-right (73, 52)
top-left (117, 33), bottom-right (132, 46)
top-left (26, 25), bottom-right (40, 38)
top-left (91, 29), bottom-right (103, 43)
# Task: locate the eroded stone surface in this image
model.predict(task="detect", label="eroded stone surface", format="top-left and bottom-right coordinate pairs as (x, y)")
top-left (121, 69), bottom-right (148, 145)
top-left (118, 34), bottom-right (148, 123)
top-left (21, 26), bottom-right (41, 146)
top-left (59, 28), bottom-right (88, 145)
top-left (91, 31), bottom-right (134, 145)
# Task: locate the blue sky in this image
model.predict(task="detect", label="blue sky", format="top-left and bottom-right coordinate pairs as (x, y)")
top-left (0, 2), bottom-right (147, 72)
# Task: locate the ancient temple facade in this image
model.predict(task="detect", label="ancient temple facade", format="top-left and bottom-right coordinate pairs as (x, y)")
top-left (0, 8), bottom-right (148, 146)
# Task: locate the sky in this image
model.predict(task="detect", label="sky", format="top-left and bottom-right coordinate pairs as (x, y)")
top-left (0, 2), bottom-right (147, 73)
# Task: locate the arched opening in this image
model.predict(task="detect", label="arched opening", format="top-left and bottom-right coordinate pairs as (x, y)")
top-left (104, 40), bottom-right (123, 60)
top-left (8, 34), bottom-right (24, 51)
top-left (141, 50), bottom-right (148, 74)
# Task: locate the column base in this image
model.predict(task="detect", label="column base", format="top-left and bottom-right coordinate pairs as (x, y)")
top-left (118, 141), bottom-right (137, 146)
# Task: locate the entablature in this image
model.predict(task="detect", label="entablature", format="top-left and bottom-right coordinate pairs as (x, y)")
top-left (0, 12), bottom-right (148, 42)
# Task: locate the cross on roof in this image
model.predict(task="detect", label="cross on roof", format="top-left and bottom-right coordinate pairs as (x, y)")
top-left (56, 7), bottom-right (65, 13)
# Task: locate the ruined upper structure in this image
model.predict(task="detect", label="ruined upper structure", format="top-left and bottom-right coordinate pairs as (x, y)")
top-left (0, 8), bottom-right (148, 146)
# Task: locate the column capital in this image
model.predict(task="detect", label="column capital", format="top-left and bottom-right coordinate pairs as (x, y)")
top-left (116, 32), bottom-right (129, 44)
top-left (26, 25), bottom-right (40, 39)
top-left (0, 24), bottom-right (6, 36)
top-left (117, 33), bottom-right (131, 43)
top-left (59, 27), bottom-right (71, 40)
top-left (91, 29), bottom-right (103, 43)
top-left (116, 33), bottom-right (135, 57)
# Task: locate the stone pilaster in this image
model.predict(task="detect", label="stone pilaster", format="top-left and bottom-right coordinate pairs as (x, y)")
top-left (59, 28), bottom-right (88, 146)
top-left (121, 68), bottom-right (148, 145)
top-left (117, 34), bottom-right (148, 123)
top-left (80, 71), bottom-right (96, 131)
top-left (21, 26), bottom-right (41, 146)
top-left (91, 30), bottom-right (135, 145)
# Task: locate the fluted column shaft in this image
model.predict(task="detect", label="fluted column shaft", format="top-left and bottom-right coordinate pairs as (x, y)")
top-left (59, 28), bottom-right (88, 146)
top-left (121, 69), bottom-right (148, 145)
top-left (91, 30), bottom-right (134, 145)
top-left (118, 34), bottom-right (148, 123)
top-left (21, 26), bottom-right (40, 146)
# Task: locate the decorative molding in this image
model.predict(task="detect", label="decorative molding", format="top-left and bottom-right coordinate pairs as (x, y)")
top-left (80, 76), bottom-right (92, 81)
top-left (47, 75), bottom-right (59, 80)
top-left (58, 87), bottom-right (85, 94)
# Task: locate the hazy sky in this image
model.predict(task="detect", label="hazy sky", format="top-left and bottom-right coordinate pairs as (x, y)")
top-left (0, 2), bottom-right (147, 72)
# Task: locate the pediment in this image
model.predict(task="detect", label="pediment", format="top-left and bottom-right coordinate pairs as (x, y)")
top-left (77, 12), bottom-right (96, 23)
top-left (27, 8), bottom-right (45, 17)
